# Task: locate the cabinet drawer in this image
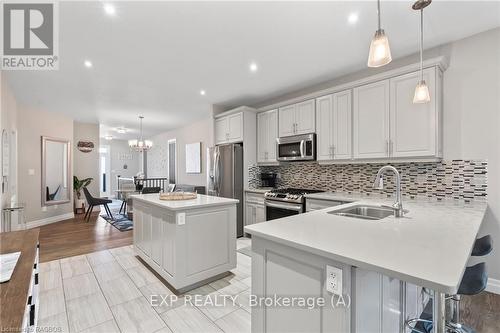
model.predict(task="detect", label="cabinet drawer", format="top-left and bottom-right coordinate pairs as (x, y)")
top-left (306, 198), bottom-right (347, 212)
top-left (245, 192), bottom-right (265, 205)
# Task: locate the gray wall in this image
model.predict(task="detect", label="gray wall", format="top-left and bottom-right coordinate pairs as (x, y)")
top-left (147, 116), bottom-right (213, 186)
top-left (17, 106), bottom-right (74, 223)
top-left (0, 75), bottom-right (18, 228)
top-left (74, 122), bottom-right (100, 196)
top-left (254, 28), bottom-right (500, 283)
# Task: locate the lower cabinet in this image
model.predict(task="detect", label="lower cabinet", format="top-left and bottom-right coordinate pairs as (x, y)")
top-left (245, 192), bottom-right (266, 226)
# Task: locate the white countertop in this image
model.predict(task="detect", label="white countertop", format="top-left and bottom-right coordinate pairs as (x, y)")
top-left (245, 187), bottom-right (273, 194)
top-left (131, 193), bottom-right (238, 211)
top-left (245, 192), bottom-right (487, 294)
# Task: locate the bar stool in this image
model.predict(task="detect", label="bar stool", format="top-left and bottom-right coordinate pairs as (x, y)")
top-left (406, 235), bottom-right (492, 333)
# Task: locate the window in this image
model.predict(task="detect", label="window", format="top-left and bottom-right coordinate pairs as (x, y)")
top-left (168, 139), bottom-right (176, 184)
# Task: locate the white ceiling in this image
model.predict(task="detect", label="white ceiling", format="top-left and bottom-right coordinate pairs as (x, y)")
top-left (5, 1), bottom-right (500, 139)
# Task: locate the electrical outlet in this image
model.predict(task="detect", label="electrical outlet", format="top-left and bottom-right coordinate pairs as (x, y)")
top-left (177, 213), bottom-right (186, 225)
top-left (326, 265), bottom-right (343, 295)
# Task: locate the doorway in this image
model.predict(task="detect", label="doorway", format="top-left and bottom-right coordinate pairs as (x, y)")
top-left (99, 145), bottom-right (111, 197)
top-left (168, 139), bottom-right (177, 184)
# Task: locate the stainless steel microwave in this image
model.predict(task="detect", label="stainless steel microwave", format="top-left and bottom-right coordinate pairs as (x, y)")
top-left (277, 133), bottom-right (316, 162)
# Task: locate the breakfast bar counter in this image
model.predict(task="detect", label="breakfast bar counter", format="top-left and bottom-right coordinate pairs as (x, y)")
top-left (132, 193), bottom-right (238, 292)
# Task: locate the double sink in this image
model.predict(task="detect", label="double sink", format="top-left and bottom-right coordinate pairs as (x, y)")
top-left (328, 204), bottom-right (397, 220)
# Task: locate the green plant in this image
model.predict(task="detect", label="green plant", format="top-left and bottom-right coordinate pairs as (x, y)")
top-left (73, 176), bottom-right (93, 199)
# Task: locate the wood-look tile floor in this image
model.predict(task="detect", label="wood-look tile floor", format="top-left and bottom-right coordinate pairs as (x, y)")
top-left (37, 240), bottom-right (252, 333)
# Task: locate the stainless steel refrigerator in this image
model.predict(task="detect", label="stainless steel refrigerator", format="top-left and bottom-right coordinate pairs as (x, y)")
top-left (207, 144), bottom-right (244, 237)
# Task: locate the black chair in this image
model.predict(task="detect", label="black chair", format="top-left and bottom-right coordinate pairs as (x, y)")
top-left (141, 187), bottom-right (161, 194)
top-left (83, 187), bottom-right (113, 222)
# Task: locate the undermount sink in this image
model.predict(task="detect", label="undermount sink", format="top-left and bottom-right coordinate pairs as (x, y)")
top-left (328, 204), bottom-right (395, 220)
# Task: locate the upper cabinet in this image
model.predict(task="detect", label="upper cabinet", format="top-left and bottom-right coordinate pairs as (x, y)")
top-left (389, 68), bottom-right (440, 158)
top-left (278, 99), bottom-right (315, 137)
top-left (257, 109), bottom-right (278, 163)
top-left (353, 81), bottom-right (391, 159)
top-left (215, 112), bottom-right (244, 144)
top-left (316, 90), bottom-right (352, 161)
top-left (353, 66), bottom-right (442, 160)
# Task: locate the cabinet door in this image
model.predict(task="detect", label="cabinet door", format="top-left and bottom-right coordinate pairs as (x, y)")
top-left (227, 112), bottom-right (243, 142)
top-left (267, 109), bottom-right (278, 161)
top-left (257, 112), bottom-right (268, 163)
top-left (316, 95), bottom-right (334, 161)
top-left (295, 99), bottom-right (316, 134)
top-left (215, 117), bottom-right (228, 144)
top-left (134, 205), bottom-right (143, 250)
top-left (332, 90), bottom-right (352, 160)
top-left (353, 80), bottom-right (390, 159)
top-left (390, 68), bottom-right (437, 158)
top-left (255, 204), bottom-right (266, 223)
top-left (278, 105), bottom-right (296, 137)
top-left (245, 203), bottom-right (256, 226)
top-left (142, 208), bottom-right (152, 256)
top-left (151, 208), bottom-right (162, 265)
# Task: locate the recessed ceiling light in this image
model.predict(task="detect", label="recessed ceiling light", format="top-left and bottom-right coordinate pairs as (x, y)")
top-left (200, 90), bottom-right (206, 96)
top-left (249, 62), bottom-right (258, 72)
top-left (103, 3), bottom-right (116, 16)
top-left (84, 60), bottom-right (92, 68)
top-left (348, 12), bottom-right (359, 24)
top-left (116, 127), bottom-right (126, 134)
top-left (104, 135), bottom-right (113, 141)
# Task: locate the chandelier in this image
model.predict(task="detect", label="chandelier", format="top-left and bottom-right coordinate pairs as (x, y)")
top-left (128, 116), bottom-right (153, 152)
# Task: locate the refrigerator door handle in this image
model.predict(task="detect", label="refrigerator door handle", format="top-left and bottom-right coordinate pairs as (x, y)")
top-left (214, 149), bottom-right (221, 196)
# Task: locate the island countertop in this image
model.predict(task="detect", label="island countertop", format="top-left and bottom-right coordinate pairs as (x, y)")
top-left (245, 192), bottom-right (487, 294)
top-left (131, 193), bottom-right (238, 211)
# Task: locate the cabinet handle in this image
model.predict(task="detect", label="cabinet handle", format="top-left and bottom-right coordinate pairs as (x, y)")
top-left (386, 140), bottom-right (390, 156)
top-left (390, 140), bottom-right (394, 156)
top-left (332, 145), bottom-right (335, 159)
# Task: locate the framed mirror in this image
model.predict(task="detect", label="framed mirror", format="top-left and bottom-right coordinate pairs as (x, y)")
top-left (42, 136), bottom-right (71, 206)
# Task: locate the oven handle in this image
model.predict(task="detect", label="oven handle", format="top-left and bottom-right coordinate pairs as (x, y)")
top-left (300, 140), bottom-right (305, 157)
top-left (265, 201), bottom-right (303, 212)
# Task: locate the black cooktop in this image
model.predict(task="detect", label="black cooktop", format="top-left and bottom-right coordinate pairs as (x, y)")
top-left (268, 188), bottom-right (324, 195)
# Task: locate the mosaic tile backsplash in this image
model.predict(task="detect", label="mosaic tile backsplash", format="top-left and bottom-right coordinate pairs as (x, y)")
top-left (249, 160), bottom-right (487, 202)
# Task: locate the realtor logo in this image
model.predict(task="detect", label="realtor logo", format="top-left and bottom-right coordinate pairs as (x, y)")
top-left (1, 1), bottom-right (59, 70)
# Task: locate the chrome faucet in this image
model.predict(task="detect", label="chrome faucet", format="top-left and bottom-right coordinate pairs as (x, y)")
top-left (373, 165), bottom-right (405, 217)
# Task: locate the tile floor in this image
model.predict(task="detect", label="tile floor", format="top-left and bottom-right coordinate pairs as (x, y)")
top-left (37, 238), bottom-right (253, 333)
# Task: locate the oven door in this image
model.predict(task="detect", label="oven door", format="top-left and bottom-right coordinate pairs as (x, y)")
top-left (277, 134), bottom-right (316, 161)
top-left (265, 200), bottom-right (303, 221)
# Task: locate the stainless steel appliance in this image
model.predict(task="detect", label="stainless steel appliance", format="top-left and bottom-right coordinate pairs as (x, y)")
top-left (264, 188), bottom-right (323, 221)
top-left (277, 133), bottom-right (316, 162)
top-left (207, 144), bottom-right (244, 237)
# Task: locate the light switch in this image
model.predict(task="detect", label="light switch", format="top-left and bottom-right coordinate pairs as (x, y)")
top-left (28, 169), bottom-right (35, 176)
top-left (177, 213), bottom-right (186, 225)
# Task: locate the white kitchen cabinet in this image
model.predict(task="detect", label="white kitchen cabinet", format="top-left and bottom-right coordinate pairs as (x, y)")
top-left (257, 109), bottom-right (278, 163)
top-left (215, 112), bottom-right (243, 144)
top-left (278, 99), bottom-right (315, 137)
top-left (353, 80), bottom-right (391, 159)
top-left (245, 191), bottom-right (266, 226)
top-left (316, 90), bottom-right (352, 161)
top-left (389, 67), bottom-right (441, 158)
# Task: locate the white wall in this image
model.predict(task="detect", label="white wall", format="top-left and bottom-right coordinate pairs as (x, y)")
top-left (108, 139), bottom-right (141, 195)
top-left (147, 116), bottom-right (213, 186)
top-left (74, 122), bottom-right (100, 196)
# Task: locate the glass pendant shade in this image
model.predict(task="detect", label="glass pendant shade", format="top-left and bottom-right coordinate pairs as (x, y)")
top-left (367, 29), bottom-right (392, 68)
top-left (413, 80), bottom-right (431, 103)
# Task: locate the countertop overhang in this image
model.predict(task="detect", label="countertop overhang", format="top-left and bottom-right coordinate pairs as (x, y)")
top-left (245, 192), bottom-right (487, 294)
top-left (131, 193), bottom-right (239, 211)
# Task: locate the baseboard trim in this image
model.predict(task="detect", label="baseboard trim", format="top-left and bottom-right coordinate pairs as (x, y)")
top-left (486, 278), bottom-right (500, 295)
top-left (26, 212), bottom-right (75, 229)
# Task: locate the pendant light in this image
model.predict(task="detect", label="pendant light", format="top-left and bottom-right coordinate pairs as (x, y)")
top-left (412, 0), bottom-right (432, 103)
top-left (128, 116), bottom-right (153, 152)
top-left (367, 0), bottom-right (392, 67)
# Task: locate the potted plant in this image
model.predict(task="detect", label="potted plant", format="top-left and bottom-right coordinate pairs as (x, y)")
top-left (73, 176), bottom-right (93, 209)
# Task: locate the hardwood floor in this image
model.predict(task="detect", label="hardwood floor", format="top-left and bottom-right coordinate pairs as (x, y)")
top-left (39, 210), bottom-right (132, 263)
top-left (38, 214), bottom-right (500, 331)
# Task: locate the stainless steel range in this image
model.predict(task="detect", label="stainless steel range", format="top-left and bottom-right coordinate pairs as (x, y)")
top-left (264, 188), bottom-right (324, 221)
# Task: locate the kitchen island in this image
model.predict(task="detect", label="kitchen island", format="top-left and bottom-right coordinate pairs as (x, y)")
top-left (245, 193), bottom-right (487, 333)
top-left (132, 193), bottom-right (238, 293)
